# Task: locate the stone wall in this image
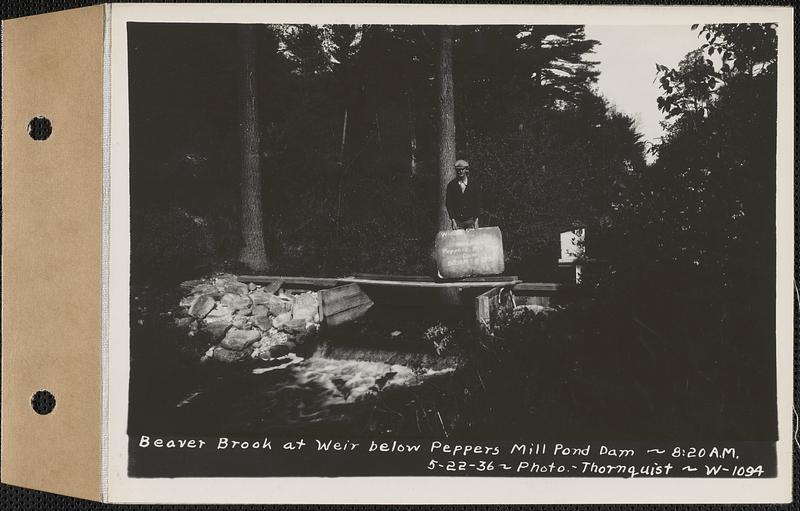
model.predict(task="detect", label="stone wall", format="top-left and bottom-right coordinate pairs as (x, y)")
top-left (174, 274), bottom-right (320, 363)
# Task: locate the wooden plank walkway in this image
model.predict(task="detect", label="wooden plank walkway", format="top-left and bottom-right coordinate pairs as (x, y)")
top-left (238, 275), bottom-right (341, 287)
top-left (240, 274), bottom-right (522, 289)
top-left (338, 277), bottom-right (522, 288)
top-left (351, 273), bottom-right (520, 283)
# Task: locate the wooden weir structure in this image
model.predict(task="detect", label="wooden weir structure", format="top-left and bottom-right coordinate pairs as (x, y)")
top-left (238, 274), bottom-right (570, 334)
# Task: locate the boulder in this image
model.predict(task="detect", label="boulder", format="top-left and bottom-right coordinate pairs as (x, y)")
top-left (212, 346), bottom-right (249, 363)
top-left (292, 292), bottom-right (318, 322)
top-left (268, 344), bottom-right (291, 359)
top-left (272, 312), bottom-right (292, 330)
top-left (179, 279), bottom-right (205, 293)
top-left (213, 274), bottom-right (240, 289)
top-left (224, 281), bottom-right (250, 296)
top-left (205, 304), bottom-right (233, 325)
top-left (251, 315), bottom-right (272, 331)
top-left (190, 283), bottom-right (219, 296)
top-left (189, 294), bottom-right (216, 319)
top-left (219, 293), bottom-right (239, 308)
top-left (266, 295), bottom-right (291, 316)
top-left (202, 322), bottom-right (229, 342)
top-left (261, 280), bottom-right (283, 295)
top-left (249, 290), bottom-right (271, 305)
top-left (220, 329), bottom-right (261, 351)
top-left (231, 314), bottom-right (250, 330)
top-left (282, 318), bottom-right (308, 335)
top-left (247, 282), bottom-right (258, 291)
top-left (251, 304), bottom-right (269, 317)
top-left (231, 295), bottom-right (252, 312)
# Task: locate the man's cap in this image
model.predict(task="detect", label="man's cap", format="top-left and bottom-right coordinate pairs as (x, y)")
top-left (454, 159), bottom-right (470, 169)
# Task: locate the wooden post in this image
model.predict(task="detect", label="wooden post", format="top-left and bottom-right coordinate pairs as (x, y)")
top-left (475, 286), bottom-right (507, 333)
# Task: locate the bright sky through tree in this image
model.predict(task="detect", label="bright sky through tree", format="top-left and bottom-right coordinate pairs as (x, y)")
top-left (584, 25), bottom-right (705, 154)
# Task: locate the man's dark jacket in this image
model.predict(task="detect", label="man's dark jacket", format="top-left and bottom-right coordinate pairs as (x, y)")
top-left (446, 178), bottom-right (481, 221)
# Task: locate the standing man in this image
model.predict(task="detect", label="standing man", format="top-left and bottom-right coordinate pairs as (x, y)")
top-left (446, 159), bottom-right (481, 230)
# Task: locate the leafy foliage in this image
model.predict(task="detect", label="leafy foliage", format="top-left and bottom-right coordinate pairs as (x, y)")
top-left (697, 23), bottom-right (777, 75)
top-left (585, 23), bottom-right (779, 439)
top-left (631, 23), bottom-right (777, 282)
top-left (655, 49), bottom-right (719, 119)
top-left (655, 23), bottom-right (777, 120)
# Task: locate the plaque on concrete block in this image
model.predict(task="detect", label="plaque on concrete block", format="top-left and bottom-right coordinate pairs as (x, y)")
top-left (435, 226), bottom-right (505, 278)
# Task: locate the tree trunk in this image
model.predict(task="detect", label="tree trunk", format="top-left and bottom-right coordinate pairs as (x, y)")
top-left (437, 25), bottom-right (456, 231)
top-left (237, 25), bottom-right (269, 271)
top-left (436, 26), bottom-right (460, 303)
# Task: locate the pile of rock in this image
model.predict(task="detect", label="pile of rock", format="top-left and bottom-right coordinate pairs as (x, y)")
top-left (175, 274), bottom-right (320, 363)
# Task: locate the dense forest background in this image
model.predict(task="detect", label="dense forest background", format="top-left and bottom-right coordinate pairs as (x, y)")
top-left (129, 23), bottom-right (648, 282)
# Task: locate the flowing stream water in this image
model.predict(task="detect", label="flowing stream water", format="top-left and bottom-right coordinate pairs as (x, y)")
top-left (152, 305), bottom-right (473, 437)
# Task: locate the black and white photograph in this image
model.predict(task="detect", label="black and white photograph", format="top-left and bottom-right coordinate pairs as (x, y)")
top-left (112, 5), bottom-right (790, 499)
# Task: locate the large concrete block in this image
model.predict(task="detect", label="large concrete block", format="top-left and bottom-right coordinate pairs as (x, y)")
top-left (434, 226), bottom-right (505, 278)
